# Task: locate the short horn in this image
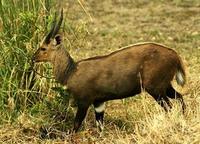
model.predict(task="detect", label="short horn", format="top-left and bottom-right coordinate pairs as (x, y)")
top-left (52, 9), bottom-right (63, 38)
top-left (44, 12), bottom-right (57, 44)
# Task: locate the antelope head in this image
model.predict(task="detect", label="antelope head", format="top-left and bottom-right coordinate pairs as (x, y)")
top-left (32, 9), bottom-right (63, 63)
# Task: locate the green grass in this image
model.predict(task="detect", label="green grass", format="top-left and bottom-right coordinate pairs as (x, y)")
top-left (1, 0), bottom-right (200, 143)
top-left (0, 0), bottom-right (41, 112)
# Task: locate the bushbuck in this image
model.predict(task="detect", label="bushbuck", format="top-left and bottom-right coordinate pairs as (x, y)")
top-left (32, 10), bottom-right (186, 132)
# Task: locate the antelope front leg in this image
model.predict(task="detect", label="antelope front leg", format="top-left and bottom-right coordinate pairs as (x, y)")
top-left (73, 103), bottom-right (89, 132)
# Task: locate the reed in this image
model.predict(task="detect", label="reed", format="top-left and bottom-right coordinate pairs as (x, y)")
top-left (0, 0), bottom-right (54, 121)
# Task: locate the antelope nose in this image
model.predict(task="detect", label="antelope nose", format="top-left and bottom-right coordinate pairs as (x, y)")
top-left (32, 54), bottom-right (36, 63)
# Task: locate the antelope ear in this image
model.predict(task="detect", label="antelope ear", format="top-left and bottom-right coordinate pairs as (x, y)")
top-left (53, 34), bottom-right (62, 46)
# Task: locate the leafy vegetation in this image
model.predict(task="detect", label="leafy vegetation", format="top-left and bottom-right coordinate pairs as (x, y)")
top-left (0, 0), bottom-right (200, 143)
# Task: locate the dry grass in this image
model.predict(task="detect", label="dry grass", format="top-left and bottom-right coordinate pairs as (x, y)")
top-left (1, 0), bottom-right (200, 143)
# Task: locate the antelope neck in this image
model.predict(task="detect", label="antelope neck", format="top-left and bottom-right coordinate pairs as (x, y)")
top-left (52, 48), bottom-right (76, 84)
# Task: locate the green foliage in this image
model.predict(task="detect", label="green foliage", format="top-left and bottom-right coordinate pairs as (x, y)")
top-left (28, 87), bottom-right (74, 139)
top-left (0, 0), bottom-right (56, 121)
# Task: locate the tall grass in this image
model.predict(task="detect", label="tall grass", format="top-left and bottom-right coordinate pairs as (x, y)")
top-left (0, 0), bottom-right (55, 122)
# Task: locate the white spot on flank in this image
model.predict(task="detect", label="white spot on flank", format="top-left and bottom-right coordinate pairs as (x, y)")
top-left (95, 103), bottom-right (105, 113)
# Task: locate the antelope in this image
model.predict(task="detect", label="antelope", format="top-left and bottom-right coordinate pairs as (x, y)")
top-left (32, 10), bottom-right (186, 132)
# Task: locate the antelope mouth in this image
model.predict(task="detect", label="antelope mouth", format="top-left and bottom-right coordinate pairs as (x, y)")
top-left (31, 56), bottom-right (40, 63)
top-left (32, 59), bottom-right (43, 63)
top-left (31, 56), bottom-right (37, 63)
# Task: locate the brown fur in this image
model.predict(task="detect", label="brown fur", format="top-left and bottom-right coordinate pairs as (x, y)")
top-left (32, 11), bottom-right (186, 132)
top-left (32, 41), bottom-right (186, 132)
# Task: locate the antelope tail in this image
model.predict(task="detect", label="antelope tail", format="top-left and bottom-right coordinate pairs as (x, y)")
top-left (175, 59), bottom-right (186, 87)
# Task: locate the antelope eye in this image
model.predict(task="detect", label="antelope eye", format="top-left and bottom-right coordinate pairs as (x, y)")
top-left (40, 47), bottom-right (46, 51)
